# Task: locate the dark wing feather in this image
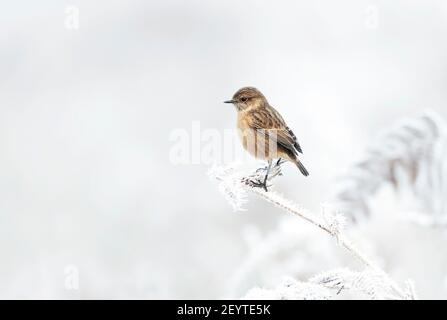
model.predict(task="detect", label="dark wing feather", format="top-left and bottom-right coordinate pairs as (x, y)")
top-left (247, 107), bottom-right (301, 156)
top-left (285, 126), bottom-right (303, 154)
top-left (267, 106), bottom-right (303, 154)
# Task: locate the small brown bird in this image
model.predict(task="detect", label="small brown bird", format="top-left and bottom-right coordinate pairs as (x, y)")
top-left (225, 87), bottom-right (309, 190)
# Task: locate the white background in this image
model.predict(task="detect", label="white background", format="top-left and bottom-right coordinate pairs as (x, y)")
top-left (1, 0), bottom-right (447, 298)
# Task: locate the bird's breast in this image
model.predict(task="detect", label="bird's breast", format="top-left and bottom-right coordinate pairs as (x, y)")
top-left (237, 112), bottom-right (252, 152)
top-left (236, 111), bottom-right (273, 160)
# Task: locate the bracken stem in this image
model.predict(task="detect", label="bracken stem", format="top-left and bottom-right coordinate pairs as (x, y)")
top-left (245, 184), bottom-right (409, 299)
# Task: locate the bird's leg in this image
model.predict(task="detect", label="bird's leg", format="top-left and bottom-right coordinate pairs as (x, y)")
top-left (247, 159), bottom-right (280, 191)
top-left (276, 158), bottom-right (282, 166)
top-left (261, 160), bottom-right (273, 192)
top-left (248, 160), bottom-right (272, 191)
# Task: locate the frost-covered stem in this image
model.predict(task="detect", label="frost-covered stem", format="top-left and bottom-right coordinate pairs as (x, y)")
top-left (249, 187), bottom-right (372, 266)
top-left (250, 187), bottom-right (332, 234)
top-left (247, 186), bottom-right (408, 299)
top-left (209, 162), bottom-right (415, 299)
top-left (337, 234), bottom-right (406, 298)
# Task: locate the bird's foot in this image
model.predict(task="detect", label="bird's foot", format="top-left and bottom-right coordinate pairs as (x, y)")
top-left (247, 179), bottom-right (269, 192)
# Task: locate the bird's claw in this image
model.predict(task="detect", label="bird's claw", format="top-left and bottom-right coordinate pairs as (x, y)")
top-left (248, 179), bottom-right (269, 192)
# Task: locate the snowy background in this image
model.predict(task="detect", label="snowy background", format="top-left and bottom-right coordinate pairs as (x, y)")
top-left (1, 0), bottom-right (447, 299)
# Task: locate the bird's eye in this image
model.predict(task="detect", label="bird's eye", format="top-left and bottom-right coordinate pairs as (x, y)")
top-left (241, 97), bottom-right (248, 102)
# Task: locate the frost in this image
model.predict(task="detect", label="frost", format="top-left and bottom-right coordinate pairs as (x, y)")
top-left (207, 114), bottom-right (447, 299)
top-left (208, 112), bottom-right (447, 300)
top-left (209, 160), bottom-right (415, 300)
top-left (242, 268), bottom-right (417, 300)
top-left (330, 111), bottom-right (447, 222)
top-left (242, 277), bottom-right (332, 300)
top-left (322, 203), bottom-right (347, 238)
top-left (208, 163), bottom-right (248, 211)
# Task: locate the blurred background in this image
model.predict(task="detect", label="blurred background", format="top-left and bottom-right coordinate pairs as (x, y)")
top-left (1, 0), bottom-right (447, 299)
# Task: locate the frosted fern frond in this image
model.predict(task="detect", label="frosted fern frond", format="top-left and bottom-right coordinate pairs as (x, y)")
top-left (401, 211), bottom-right (447, 228)
top-left (209, 162), bottom-right (334, 232)
top-left (242, 268), bottom-right (415, 300)
top-left (208, 161), bottom-right (284, 212)
top-left (242, 277), bottom-right (332, 300)
top-left (207, 163), bottom-right (248, 211)
top-left (210, 160), bottom-right (416, 300)
top-left (321, 203), bottom-right (347, 237)
top-left (310, 268), bottom-right (402, 299)
top-left (404, 279), bottom-right (418, 300)
top-left (330, 111), bottom-right (447, 221)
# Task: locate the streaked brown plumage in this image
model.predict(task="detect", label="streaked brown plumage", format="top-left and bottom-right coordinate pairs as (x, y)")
top-left (224, 87), bottom-right (309, 184)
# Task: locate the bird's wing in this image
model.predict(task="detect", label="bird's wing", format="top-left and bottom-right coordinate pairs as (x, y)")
top-left (285, 126), bottom-right (303, 154)
top-left (247, 107), bottom-right (302, 156)
top-left (268, 106), bottom-right (303, 154)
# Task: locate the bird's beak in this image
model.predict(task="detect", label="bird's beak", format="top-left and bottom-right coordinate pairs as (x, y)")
top-left (224, 100), bottom-right (235, 104)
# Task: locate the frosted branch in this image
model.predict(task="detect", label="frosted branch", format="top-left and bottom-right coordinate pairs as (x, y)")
top-left (209, 162), bottom-right (416, 300)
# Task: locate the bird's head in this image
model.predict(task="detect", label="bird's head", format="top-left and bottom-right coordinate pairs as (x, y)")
top-left (224, 87), bottom-right (267, 111)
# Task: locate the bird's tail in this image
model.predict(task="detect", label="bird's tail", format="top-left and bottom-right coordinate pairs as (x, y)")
top-left (295, 159), bottom-right (309, 177)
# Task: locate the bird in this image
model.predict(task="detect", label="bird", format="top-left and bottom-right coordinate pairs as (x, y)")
top-left (224, 87), bottom-right (309, 191)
